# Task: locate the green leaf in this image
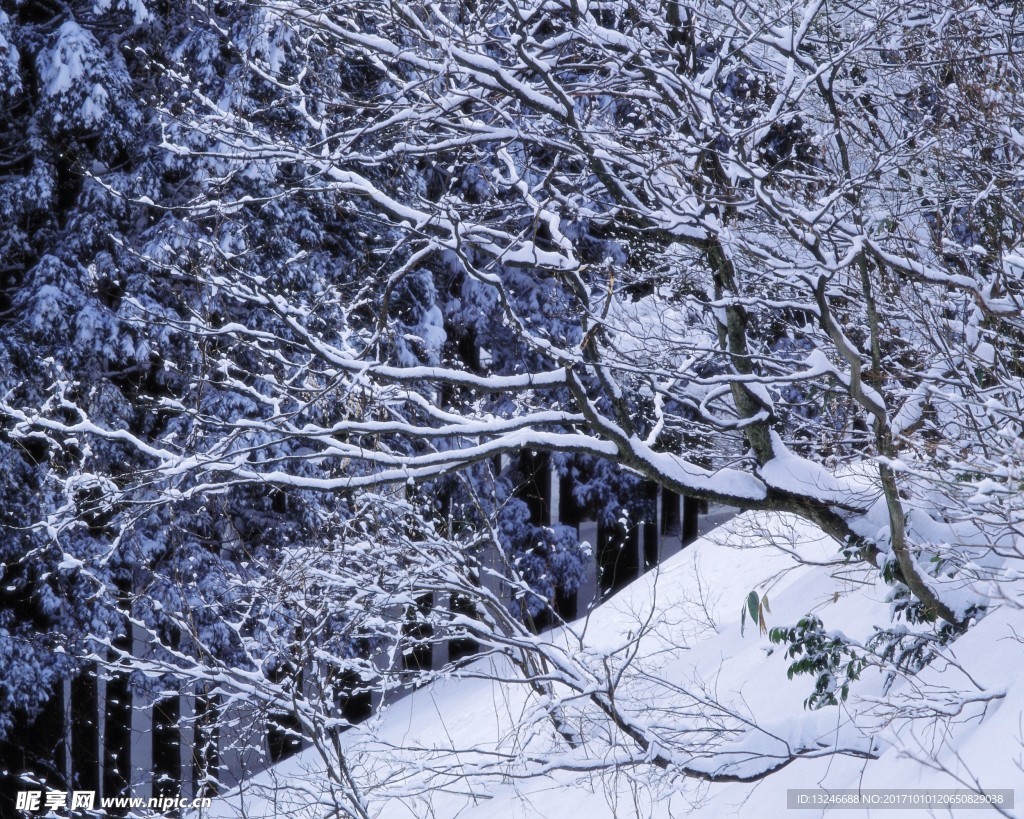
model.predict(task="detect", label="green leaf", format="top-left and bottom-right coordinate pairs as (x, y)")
top-left (746, 591), bottom-right (759, 623)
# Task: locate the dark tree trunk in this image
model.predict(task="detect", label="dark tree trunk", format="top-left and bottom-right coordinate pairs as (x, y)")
top-left (520, 450), bottom-right (551, 525)
top-left (152, 697), bottom-right (181, 799)
top-left (682, 496), bottom-right (701, 545)
top-left (71, 672), bottom-right (99, 794)
top-left (103, 672), bottom-right (131, 804)
top-left (598, 520), bottom-right (640, 596)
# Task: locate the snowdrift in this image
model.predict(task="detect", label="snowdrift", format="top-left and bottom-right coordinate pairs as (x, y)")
top-left (206, 514), bottom-right (1022, 818)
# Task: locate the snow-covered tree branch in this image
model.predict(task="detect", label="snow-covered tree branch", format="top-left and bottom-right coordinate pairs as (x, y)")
top-left (2, 0), bottom-right (1024, 813)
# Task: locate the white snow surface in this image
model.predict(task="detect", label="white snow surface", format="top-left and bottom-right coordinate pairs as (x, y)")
top-left (206, 514), bottom-right (1023, 818)
top-left (760, 432), bottom-right (878, 509)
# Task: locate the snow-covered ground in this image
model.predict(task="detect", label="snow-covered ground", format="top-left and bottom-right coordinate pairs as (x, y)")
top-left (205, 514), bottom-right (1022, 818)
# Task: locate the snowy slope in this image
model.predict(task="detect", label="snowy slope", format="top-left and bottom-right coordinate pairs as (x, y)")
top-left (206, 515), bottom-right (1023, 818)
